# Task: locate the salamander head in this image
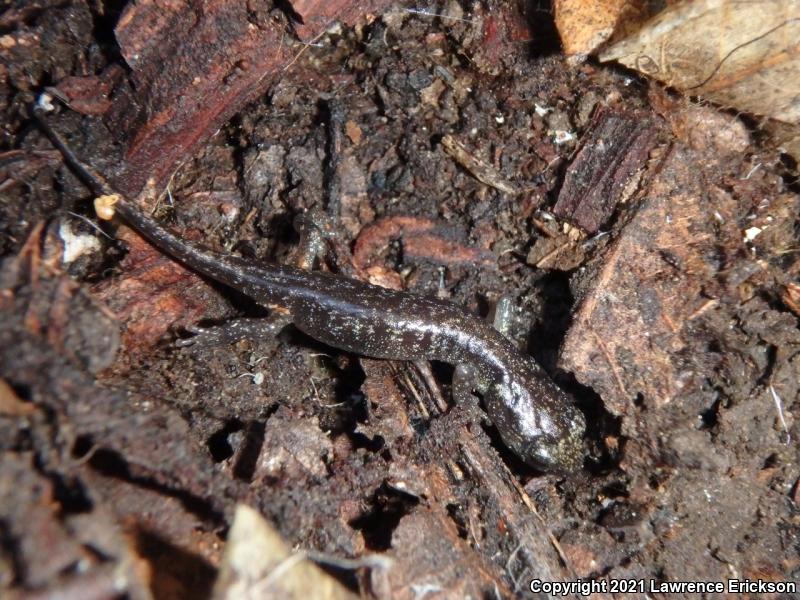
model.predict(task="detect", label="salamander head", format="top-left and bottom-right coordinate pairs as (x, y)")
top-left (485, 369), bottom-right (586, 473)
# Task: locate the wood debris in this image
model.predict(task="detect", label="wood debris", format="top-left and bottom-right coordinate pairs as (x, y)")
top-left (441, 134), bottom-right (518, 195)
top-left (552, 108), bottom-right (658, 234)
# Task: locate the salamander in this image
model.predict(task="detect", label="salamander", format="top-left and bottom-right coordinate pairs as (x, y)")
top-left (37, 111), bottom-right (586, 473)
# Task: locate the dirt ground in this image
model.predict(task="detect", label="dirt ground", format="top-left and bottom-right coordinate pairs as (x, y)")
top-left (0, 1), bottom-right (798, 599)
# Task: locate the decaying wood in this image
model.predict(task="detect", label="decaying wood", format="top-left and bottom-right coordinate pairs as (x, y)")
top-left (552, 108), bottom-right (658, 234)
top-left (559, 143), bottom-right (735, 416)
top-left (0, 263), bottom-right (240, 598)
top-left (91, 224), bottom-right (220, 352)
top-left (441, 134), bottom-right (519, 195)
top-left (352, 360), bottom-right (589, 599)
top-left (288, 0), bottom-right (389, 40)
top-left (107, 0), bottom-right (394, 199)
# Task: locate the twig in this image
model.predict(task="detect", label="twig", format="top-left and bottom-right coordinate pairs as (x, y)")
top-left (769, 385), bottom-right (791, 444)
top-left (66, 211), bottom-right (114, 240)
top-left (403, 8), bottom-right (475, 23)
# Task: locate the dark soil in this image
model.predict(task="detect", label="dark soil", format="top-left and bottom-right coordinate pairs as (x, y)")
top-left (1, 1), bottom-right (798, 599)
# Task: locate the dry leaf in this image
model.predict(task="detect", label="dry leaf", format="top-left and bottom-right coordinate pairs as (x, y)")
top-left (600, 0), bottom-right (800, 125)
top-left (554, 0), bottom-right (645, 57)
top-left (213, 505), bottom-right (358, 600)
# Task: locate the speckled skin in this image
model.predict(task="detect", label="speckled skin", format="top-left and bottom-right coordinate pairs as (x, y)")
top-left (116, 200), bottom-right (586, 472)
top-left (35, 109), bottom-right (584, 472)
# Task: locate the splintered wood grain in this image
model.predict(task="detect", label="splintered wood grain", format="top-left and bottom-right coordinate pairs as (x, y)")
top-left (552, 108), bottom-right (658, 234)
top-left (348, 361), bottom-right (585, 598)
top-left (559, 144), bottom-right (735, 416)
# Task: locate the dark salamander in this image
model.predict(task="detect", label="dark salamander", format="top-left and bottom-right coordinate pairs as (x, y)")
top-left (38, 112), bottom-right (586, 473)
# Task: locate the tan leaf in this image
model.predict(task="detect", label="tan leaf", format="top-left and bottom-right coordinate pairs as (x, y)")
top-left (213, 505), bottom-right (359, 600)
top-left (600, 0), bottom-right (800, 124)
top-left (554, 0), bottom-right (646, 57)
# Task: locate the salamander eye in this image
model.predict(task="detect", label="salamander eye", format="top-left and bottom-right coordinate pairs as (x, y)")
top-left (524, 439), bottom-right (558, 470)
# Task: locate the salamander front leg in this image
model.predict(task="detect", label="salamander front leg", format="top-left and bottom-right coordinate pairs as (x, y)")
top-left (178, 211), bottom-right (337, 348)
top-left (453, 363), bottom-right (485, 405)
top-left (491, 295), bottom-right (514, 340)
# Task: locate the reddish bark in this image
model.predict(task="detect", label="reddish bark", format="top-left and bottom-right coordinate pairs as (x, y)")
top-left (107, 0), bottom-right (393, 198)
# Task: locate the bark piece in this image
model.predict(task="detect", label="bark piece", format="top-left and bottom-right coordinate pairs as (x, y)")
top-left (91, 224), bottom-right (228, 352)
top-left (109, 0), bottom-right (394, 198)
top-left (0, 249), bottom-right (236, 513)
top-left (52, 67), bottom-right (123, 115)
top-left (0, 452), bottom-right (154, 600)
top-left (552, 108), bottom-right (658, 234)
top-left (110, 0), bottom-right (290, 197)
top-left (289, 0), bottom-right (388, 41)
top-left (476, 1), bottom-right (534, 73)
top-left (559, 144), bottom-right (735, 416)
top-left (4, 224), bottom-right (121, 373)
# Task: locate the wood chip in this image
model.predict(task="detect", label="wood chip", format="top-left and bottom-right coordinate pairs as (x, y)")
top-left (441, 134), bottom-right (518, 195)
top-left (552, 108), bottom-right (658, 234)
top-left (559, 144), bottom-right (733, 415)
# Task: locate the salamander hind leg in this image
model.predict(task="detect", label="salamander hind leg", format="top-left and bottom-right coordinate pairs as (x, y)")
top-left (177, 314), bottom-right (292, 347)
top-left (293, 210), bottom-right (338, 270)
top-left (450, 363), bottom-right (493, 431)
top-left (178, 209), bottom-right (338, 349)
